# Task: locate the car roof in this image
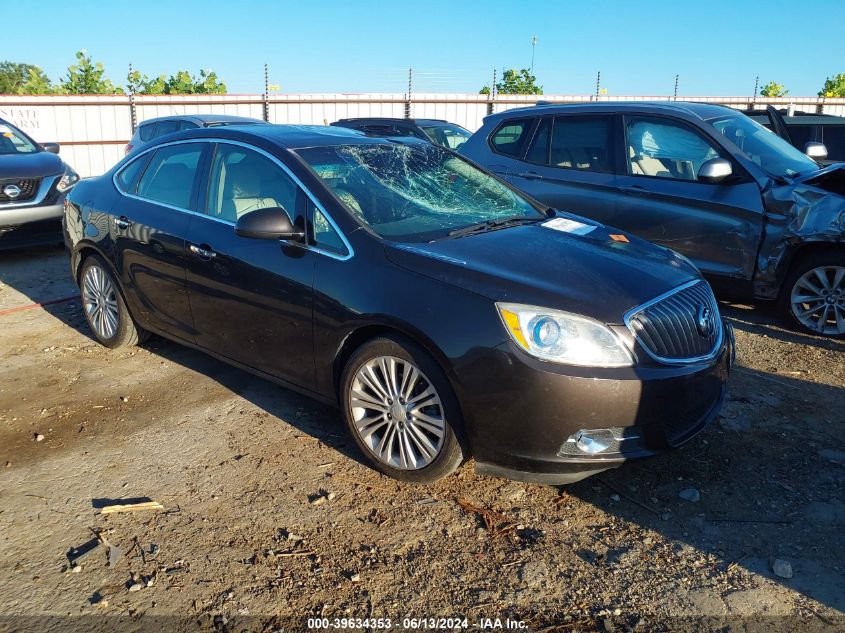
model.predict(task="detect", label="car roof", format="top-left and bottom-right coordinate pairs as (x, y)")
top-left (486, 101), bottom-right (739, 123)
top-left (159, 123), bottom-right (433, 150)
top-left (333, 117), bottom-right (450, 126)
top-left (137, 113), bottom-right (265, 126)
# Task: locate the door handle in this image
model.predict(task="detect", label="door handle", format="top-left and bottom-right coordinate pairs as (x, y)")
top-left (517, 172), bottom-right (543, 180)
top-left (189, 244), bottom-right (217, 260)
top-left (622, 185), bottom-right (649, 196)
top-left (114, 216), bottom-right (132, 230)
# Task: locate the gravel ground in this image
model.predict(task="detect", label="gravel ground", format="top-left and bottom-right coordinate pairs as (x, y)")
top-left (0, 245), bottom-right (843, 632)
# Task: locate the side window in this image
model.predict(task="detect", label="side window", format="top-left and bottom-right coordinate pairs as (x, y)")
top-left (626, 117), bottom-right (720, 181)
top-left (136, 143), bottom-right (203, 208)
top-left (138, 123), bottom-right (156, 142)
top-left (524, 118), bottom-right (551, 164)
top-left (154, 120), bottom-right (179, 139)
top-left (549, 115), bottom-right (613, 172)
top-left (115, 155), bottom-right (149, 194)
top-left (489, 118), bottom-right (534, 157)
top-left (311, 202), bottom-right (348, 256)
top-left (205, 144), bottom-right (298, 223)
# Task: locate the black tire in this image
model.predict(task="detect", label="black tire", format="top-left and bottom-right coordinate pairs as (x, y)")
top-left (79, 254), bottom-right (148, 348)
top-left (778, 250), bottom-right (845, 339)
top-left (340, 335), bottom-right (467, 483)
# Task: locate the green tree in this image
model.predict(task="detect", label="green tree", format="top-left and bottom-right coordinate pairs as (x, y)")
top-left (480, 68), bottom-right (542, 95)
top-left (760, 81), bottom-right (788, 97)
top-left (819, 73), bottom-right (845, 98)
top-left (60, 50), bottom-right (123, 94)
top-left (127, 68), bottom-right (226, 94)
top-left (0, 62), bottom-right (55, 94)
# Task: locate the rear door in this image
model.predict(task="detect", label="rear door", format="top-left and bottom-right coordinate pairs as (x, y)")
top-left (507, 113), bottom-right (618, 224)
top-left (184, 141), bottom-right (318, 388)
top-left (614, 114), bottom-right (764, 281)
top-left (112, 141), bottom-right (206, 341)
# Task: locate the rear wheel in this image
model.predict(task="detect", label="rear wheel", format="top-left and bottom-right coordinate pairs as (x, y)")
top-left (779, 251), bottom-right (845, 338)
top-left (79, 255), bottom-right (147, 348)
top-left (340, 336), bottom-right (466, 483)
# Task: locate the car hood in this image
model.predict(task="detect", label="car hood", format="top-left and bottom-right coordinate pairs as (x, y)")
top-left (0, 151), bottom-right (64, 179)
top-left (384, 217), bottom-right (701, 325)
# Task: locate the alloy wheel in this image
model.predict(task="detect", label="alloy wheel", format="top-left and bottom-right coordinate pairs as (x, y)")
top-left (82, 264), bottom-right (120, 340)
top-left (349, 356), bottom-right (446, 470)
top-left (790, 265), bottom-right (845, 335)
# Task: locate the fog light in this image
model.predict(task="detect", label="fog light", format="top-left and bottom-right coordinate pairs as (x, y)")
top-left (574, 431), bottom-right (610, 454)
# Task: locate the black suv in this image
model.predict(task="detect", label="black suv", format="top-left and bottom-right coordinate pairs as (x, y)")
top-left (0, 118), bottom-right (79, 236)
top-left (331, 118), bottom-right (471, 150)
top-left (741, 106), bottom-right (845, 166)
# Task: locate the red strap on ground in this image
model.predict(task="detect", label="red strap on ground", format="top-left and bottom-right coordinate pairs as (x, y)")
top-left (0, 295), bottom-right (79, 317)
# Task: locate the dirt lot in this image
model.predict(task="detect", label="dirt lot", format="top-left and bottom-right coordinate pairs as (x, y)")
top-left (0, 245), bottom-right (843, 632)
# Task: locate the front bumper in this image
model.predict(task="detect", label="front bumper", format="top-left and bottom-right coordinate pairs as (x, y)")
top-left (0, 201), bottom-right (64, 229)
top-left (452, 322), bottom-right (734, 484)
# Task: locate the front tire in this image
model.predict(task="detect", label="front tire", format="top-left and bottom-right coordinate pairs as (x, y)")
top-left (340, 336), bottom-right (466, 483)
top-left (779, 251), bottom-right (845, 338)
top-left (79, 255), bottom-right (147, 348)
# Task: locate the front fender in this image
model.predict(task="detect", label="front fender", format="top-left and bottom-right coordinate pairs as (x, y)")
top-left (755, 183), bottom-right (845, 298)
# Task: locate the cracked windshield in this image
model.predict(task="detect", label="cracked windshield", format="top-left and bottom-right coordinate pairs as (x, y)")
top-left (297, 142), bottom-right (544, 242)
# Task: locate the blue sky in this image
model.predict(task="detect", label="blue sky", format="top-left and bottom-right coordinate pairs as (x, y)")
top-left (3, 0), bottom-right (843, 96)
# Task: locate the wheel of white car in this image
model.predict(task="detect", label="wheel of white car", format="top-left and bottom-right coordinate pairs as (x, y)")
top-left (780, 251), bottom-right (845, 338)
top-left (340, 336), bottom-right (466, 483)
top-left (79, 254), bottom-right (147, 348)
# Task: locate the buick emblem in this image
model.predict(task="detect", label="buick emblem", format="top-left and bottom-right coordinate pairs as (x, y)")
top-left (696, 305), bottom-right (713, 337)
top-left (3, 184), bottom-right (21, 199)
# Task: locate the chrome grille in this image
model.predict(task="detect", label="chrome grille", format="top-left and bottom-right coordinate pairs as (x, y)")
top-left (0, 178), bottom-right (39, 203)
top-left (625, 281), bottom-right (722, 363)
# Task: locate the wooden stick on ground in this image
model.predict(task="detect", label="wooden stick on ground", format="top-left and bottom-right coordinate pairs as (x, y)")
top-left (101, 501), bottom-right (164, 514)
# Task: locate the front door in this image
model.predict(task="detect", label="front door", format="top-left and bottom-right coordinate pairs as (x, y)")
top-left (184, 142), bottom-right (317, 389)
top-left (613, 114), bottom-right (765, 281)
top-left (112, 142), bottom-right (206, 342)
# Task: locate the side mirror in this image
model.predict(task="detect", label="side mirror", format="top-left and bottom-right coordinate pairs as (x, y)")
top-left (42, 142), bottom-right (60, 154)
top-left (805, 141), bottom-right (828, 161)
top-left (697, 157), bottom-right (733, 184)
top-left (234, 207), bottom-right (305, 241)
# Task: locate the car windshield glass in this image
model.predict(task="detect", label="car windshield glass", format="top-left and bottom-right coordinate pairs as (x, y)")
top-left (708, 113), bottom-right (819, 178)
top-left (420, 123), bottom-right (471, 150)
top-left (0, 122), bottom-right (38, 155)
top-left (296, 142), bottom-right (543, 242)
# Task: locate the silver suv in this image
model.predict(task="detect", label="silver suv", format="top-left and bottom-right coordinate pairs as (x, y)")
top-left (0, 118), bottom-right (79, 234)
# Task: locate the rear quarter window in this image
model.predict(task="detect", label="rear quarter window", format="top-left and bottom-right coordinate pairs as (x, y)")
top-left (489, 118), bottom-right (534, 158)
top-left (115, 155), bottom-right (150, 194)
top-left (138, 123), bottom-right (156, 142)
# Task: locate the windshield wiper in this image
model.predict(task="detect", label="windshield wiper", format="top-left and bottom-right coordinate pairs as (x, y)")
top-left (446, 216), bottom-right (543, 239)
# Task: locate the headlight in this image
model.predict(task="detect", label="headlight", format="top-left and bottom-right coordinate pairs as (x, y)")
top-left (56, 166), bottom-right (80, 193)
top-left (497, 302), bottom-right (634, 367)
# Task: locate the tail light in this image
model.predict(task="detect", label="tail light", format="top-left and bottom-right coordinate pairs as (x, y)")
top-left (124, 144), bottom-right (133, 156)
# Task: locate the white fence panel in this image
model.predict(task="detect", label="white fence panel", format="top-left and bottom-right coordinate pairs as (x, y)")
top-left (2, 93), bottom-right (844, 177)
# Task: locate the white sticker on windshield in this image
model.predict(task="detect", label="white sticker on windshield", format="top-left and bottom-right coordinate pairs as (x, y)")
top-left (542, 217), bottom-right (596, 236)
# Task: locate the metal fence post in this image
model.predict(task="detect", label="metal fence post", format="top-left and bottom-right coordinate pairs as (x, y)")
top-left (263, 63), bottom-right (270, 122)
top-left (487, 68), bottom-right (496, 116)
top-left (405, 68), bottom-right (413, 119)
top-left (128, 63), bottom-right (137, 133)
